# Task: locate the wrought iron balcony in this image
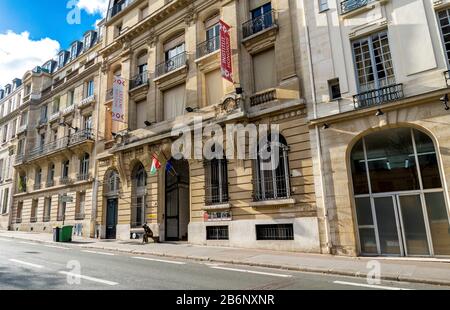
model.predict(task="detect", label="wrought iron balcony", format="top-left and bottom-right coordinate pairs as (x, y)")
top-left (130, 71), bottom-right (149, 90)
top-left (27, 137), bottom-right (69, 161)
top-left (242, 10), bottom-right (277, 39)
top-left (250, 89), bottom-right (277, 107)
top-left (75, 213), bottom-right (85, 220)
top-left (155, 52), bottom-right (187, 78)
top-left (445, 70), bottom-right (450, 87)
top-left (30, 217), bottom-right (38, 223)
top-left (69, 129), bottom-right (94, 145)
top-left (33, 183), bottom-right (42, 191)
top-left (60, 177), bottom-right (73, 185)
top-left (46, 180), bottom-right (55, 188)
top-left (341, 0), bottom-right (375, 14)
top-left (77, 173), bottom-right (91, 182)
top-left (353, 84), bottom-right (404, 109)
top-left (108, 0), bottom-right (135, 19)
top-left (197, 35), bottom-right (220, 59)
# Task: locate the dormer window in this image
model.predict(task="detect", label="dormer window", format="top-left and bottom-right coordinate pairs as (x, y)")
top-left (58, 52), bottom-right (66, 68)
top-left (70, 43), bottom-right (78, 60)
top-left (84, 33), bottom-right (92, 51)
top-left (5, 85), bottom-right (11, 95)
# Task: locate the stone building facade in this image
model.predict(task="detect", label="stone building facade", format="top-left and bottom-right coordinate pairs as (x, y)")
top-left (0, 79), bottom-right (22, 230)
top-left (299, 0), bottom-right (450, 257)
top-left (10, 30), bottom-right (102, 238)
top-left (94, 0), bottom-right (321, 252)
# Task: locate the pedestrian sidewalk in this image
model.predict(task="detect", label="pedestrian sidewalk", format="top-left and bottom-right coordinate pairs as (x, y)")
top-left (1, 230), bottom-right (450, 286)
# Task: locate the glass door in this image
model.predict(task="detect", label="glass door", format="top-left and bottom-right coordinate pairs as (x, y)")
top-left (397, 194), bottom-right (431, 256)
top-left (373, 196), bottom-right (403, 256)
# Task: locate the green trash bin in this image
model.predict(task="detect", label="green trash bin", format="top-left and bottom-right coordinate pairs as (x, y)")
top-left (60, 226), bottom-right (73, 242)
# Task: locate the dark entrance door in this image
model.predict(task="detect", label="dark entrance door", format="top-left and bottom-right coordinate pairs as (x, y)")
top-left (165, 159), bottom-right (190, 241)
top-left (106, 198), bottom-right (118, 239)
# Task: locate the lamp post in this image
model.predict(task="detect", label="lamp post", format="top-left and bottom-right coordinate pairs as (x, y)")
top-left (59, 121), bottom-right (79, 147)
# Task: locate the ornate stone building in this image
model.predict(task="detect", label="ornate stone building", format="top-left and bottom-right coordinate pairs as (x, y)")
top-left (94, 0), bottom-right (321, 252)
top-left (300, 0), bottom-right (450, 257)
top-left (0, 79), bottom-right (22, 231)
top-left (10, 29), bottom-right (102, 237)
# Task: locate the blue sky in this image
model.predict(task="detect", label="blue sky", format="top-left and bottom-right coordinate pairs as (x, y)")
top-left (0, 0), bottom-right (104, 49)
top-left (0, 0), bottom-right (108, 86)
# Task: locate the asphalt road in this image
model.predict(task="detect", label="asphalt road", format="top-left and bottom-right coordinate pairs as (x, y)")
top-left (0, 237), bottom-right (448, 290)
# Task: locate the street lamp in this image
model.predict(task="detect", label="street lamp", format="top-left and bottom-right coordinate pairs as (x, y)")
top-left (59, 121), bottom-right (79, 132)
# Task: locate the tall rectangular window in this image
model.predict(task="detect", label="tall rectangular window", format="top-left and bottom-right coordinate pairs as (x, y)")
top-left (76, 192), bottom-right (86, 220)
top-left (0, 159), bottom-right (4, 182)
top-left (16, 201), bottom-right (23, 222)
top-left (2, 125), bottom-right (8, 143)
top-left (163, 84), bottom-right (186, 120)
top-left (253, 48), bottom-right (276, 92)
top-left (87, 80), bottom-right (94, 97)
top-left (205, 69), bottom-right (224, 106)
top-left (438, 8), bottom-right (450, 66)
top-left (20, 111), bottom-right (28, 126)
top-left (31, 199), bottom-right (38, 223)
top-left (1, 188), bottom-right (8, 214)
top-left (352, 31), bottom-right (395, 92)
top-left (43, 197), bottom-right (52, 222)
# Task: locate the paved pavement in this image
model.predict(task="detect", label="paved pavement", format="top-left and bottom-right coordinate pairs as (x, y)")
top-left (0, 237), bottom-right (448, 290)
top-left (1, 231), bottom-right (450, 288)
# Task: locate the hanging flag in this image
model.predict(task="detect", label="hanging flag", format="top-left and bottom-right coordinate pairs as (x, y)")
top-left (112, 76), bottom-right (126, 123)
top-left (219, 20), bottom-right (233, 83)
top-left (150, 155), bottom-right (161, 175)
top-left (166, 160), bottom-right (173, 173)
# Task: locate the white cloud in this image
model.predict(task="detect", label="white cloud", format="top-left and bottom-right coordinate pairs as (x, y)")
top-left (0, 31), bottom-right (60, 87)
top-left (77, 0), bottom-right (109, 17)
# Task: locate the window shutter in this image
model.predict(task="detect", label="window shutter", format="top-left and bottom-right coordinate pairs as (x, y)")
top-left (205, 69), bottom-right (223, 106)
top-left (253, 48), bottom-right (276, 92)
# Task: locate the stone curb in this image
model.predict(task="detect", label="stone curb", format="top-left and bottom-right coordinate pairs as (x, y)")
top-left (3, 235), bottom-right (450, 287)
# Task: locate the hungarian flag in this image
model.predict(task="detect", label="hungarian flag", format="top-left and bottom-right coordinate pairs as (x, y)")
top-left (150, 155), bottom-right (161, 175)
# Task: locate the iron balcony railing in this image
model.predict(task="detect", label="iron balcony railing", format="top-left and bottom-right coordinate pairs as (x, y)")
top-left (75, 213), bottom-right (85, 220)
top-left (197, 35), bottom-right (220, 59)
top-left (108, 0), bottom-right (134, 19)
top-left (253, 175), bottom-right (290, 202)
top-left (77, 173), bottom-right (91, 182)
top-left (33, 183), bottom-right (42, 191)
top-left (30, 216), bottom-right (38, 223)
top-left (445, 70), bottom-right (450, 87)
top-left (250, 89), bottom-right (277, 107)
top-left (155, 52), bottom-right (187, 78)
top-left (43, 215), bottom-right (51, 223)
top-left (341, 0), bottom-right (375, 14)
top-left (242, 10), bottom-right (276, 39)
top-left (353, 84), bottom-right (404, 109)
top-left (46, 180), bottom-right (55, 188)
top-left (60, 177), bottom-right (73, 185)
top-left (70, 129), bottom-right (94, 145)
top-left (130, 71), bottom-right (149, 90)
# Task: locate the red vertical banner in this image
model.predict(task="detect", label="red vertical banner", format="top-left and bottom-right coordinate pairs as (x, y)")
top-left (219, 20), bottom-right (233, 83)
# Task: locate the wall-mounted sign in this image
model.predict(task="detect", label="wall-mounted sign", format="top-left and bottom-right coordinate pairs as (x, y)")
top-left (112, 76), bottom-right (126, 123)
top-left (204, 210), bottom-right (232, 222)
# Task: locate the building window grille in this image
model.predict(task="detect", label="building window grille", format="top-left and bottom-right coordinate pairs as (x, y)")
top-left (206, 226), bottom-right (229, 240)
top-left (256, 224), bottom-right (294, 241)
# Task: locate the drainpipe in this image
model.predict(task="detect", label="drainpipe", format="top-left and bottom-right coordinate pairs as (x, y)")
top-left (301, 2), bottom-right (332, 254)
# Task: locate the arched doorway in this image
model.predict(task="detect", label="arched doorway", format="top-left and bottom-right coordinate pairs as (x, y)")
top-left (165, 159), bottom-right (190, 241)
top-left (104, 170), bottom-right (120, 239)
top-left (350, 127), bottom-right (450, 257)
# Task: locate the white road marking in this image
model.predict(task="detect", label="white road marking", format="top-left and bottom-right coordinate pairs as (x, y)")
top-left (19, 241), bottom-right (37, 246)
top-left (210, 266), bottom-right (292, 278)
top-left (43, 245), bottom-right (70, 250)
top-left (132, 256), bottom-right (186, 265)
top-left (0, 238), bottom-right (12, 242)
top-left (333, 281), bottom-right (413, 290)
top-left (9, 259), bottom-right (44, 269)
top-left (82, 250), bottom-right (115, 256)
top-left (59, 271), bottom-right (118, 286)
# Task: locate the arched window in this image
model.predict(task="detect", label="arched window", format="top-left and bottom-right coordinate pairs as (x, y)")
top-left (131, 163), bottom-right (147, 228)
top-left (205, 154), bottom-right (228, 205)
top-left (351, 128), bottom-right (450, 256)
top-left (253, 134), bottom-right (290, 201)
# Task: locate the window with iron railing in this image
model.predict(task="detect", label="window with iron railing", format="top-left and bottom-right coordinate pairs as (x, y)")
top-left (253, 134), bottom-right (291, 202)
top-left (205, 158), bottom-right (229, 205)
top-left (243, 4), bottom-right (276, 39)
